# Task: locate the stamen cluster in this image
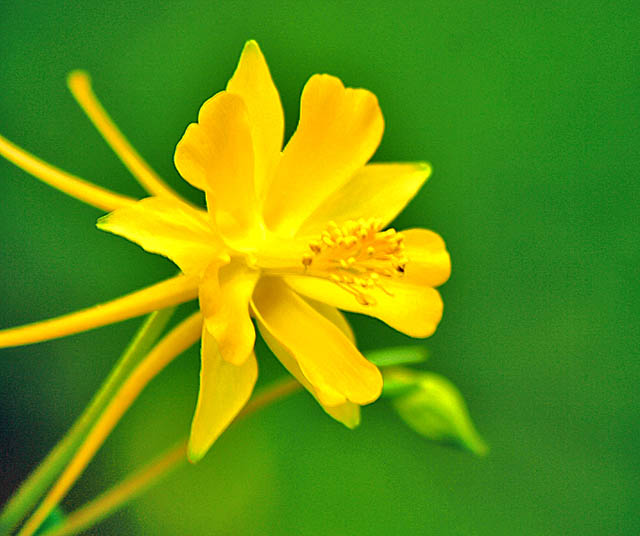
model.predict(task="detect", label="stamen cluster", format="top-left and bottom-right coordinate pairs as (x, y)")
top-left (302, 218), bottom-right (407, 305)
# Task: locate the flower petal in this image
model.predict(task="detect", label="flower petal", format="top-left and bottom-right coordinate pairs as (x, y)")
top-left (188, 327), bottom-right (258, 463)
top-left (174, 92), bottom-right (261, 241)
top-left (402, 228), bottom-right (451, 287)
top-left (97, 197), bottom-right (222, 277)
top-left (302, 298), bottom-right (359, 427)
top-left (256, 318), bottom-right (360, 428)
top-left (284, 276), bottom-right (444, 338)
top-left (303, 297), bottom-right (355, 344)
top-left (263, 74), bottom-right (384, 235)
top-left (226, 40), bottom-right (284, 203)
top-left (198, 262), bottom-right (259, 365)
top-left (251, 277), bottom-right (382, 406)
top-left (296, 162), bottom-right (431, 237)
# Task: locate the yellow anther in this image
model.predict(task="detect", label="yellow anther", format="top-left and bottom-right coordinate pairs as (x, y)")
top-left (302, 219), bottom-right (407, 306)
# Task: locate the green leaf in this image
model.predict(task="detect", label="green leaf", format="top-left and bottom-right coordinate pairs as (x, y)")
top-left (365, 346), bottom-right (428, 368)
top-left (383, 367), bottom-right (488, 456)
top-left (34, 506), bottom-right (65, 535)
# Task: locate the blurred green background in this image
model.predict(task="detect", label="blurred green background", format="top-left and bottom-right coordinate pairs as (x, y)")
top-left (1, 1), bottom-right (638, 534)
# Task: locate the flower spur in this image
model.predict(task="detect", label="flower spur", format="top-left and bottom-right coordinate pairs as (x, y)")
top-left (0, 40), bottom-right (450, 462)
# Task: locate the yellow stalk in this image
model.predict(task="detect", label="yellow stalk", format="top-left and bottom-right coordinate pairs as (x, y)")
top-left (43, 442), bottom-right (188, 536)
top-left (67, 71), bottom-right (183, 201)
top-left (41, 378), bottom-right (301, 536)
top-left (18, 312), bottom-right (203, 536)
top-left (0, 275), bottom-right (198, 349)
top-left (0, 133), bottom-right (135, 212)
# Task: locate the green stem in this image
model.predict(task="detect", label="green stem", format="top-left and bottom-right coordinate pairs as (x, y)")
top-left (40, 378), bottom-right (301, 536)
top-left (42, 442), bottom-right (187, 536)
top-left (0, 308), bottom-right (175, 535)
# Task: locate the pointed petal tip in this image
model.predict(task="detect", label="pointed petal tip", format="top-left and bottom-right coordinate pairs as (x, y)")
top-left (238, 40), bottom-right (266, 63)
top-left (343, 413), bottom-right (361, 429)
top-left (419, 161), bottom-right (433, 176)
top-left (243, 39), bottom-right (260, 51)
top-left (186, 443), bottom-right (206, 464)
top-left (95, 213), bottom-right (110, 228)
top-left (408, 161), bottom-right (432, 184)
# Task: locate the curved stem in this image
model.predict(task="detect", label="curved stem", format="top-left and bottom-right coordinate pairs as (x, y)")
top-left (0, 274), bottom-right (198, 349)
top-left (42, 442), bottom-right (187, 536)
top-left (41, 378), bottom-right (300, 536)
top-left (17, 313), bottom-right (203, 536)
top-left (67, 71), bottom-right (184, 202)
top-left (0, 133), bottom-right (135, 211)
top-left (0, 309), bottom-right (174, 535)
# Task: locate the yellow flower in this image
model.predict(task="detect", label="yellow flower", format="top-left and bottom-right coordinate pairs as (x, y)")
top-left (0, 41), bottom-right (450, 462)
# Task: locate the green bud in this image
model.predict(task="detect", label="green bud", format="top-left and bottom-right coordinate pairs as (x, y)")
top-left (383, 367), bottom-right (488, 456)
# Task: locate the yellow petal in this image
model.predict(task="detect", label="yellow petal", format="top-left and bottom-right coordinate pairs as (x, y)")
top-left (402, 228), bottom-right (452, 287)
top-left (297, 162), bottom-right (432, 237)
top-left (198, 262), bottom-right (259, 365)
top-left (174, 92), bottom-right (260, 241)
top-left (303, 297), bottom-right (355, 343)
top-left (188, 327), bottom-right (258, 463)
top-left (263, 74), bottom-right (384, 235)
top-left (284, 276), bottom-right (444, 338)
top-left (297, 298), bottom-right (358, 427)
top-left (256, 317), bottom-right (360, 428)
top-left (97, 197), bottom-right (222, 277)
top-left (252, 278), bottom-right (382, 406)
top-left (0, 274), bottom-right (198, 349)
top-left (226, 40), bottom-right (284, 203)
top-left (255, 294), bottom-right (359, 427)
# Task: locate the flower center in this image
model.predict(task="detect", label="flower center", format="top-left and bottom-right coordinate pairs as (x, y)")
top-left (301, 219), bottom-right (407, 305)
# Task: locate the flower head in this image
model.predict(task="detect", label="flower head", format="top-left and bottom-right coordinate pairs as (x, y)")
top-left (0, 41), bottom-right (450, 462)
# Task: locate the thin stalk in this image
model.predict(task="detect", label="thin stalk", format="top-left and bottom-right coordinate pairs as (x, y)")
top-left (42, 443), bottom-right (187, 536)
top-left (41, 378), bottom-right (301, 536)
top-left (0, 308), bottom-right (175, 536)
top-left (0, 133), bottom-right (135, 212)
top-left (17, 314), bottom-right (203, 536)
top-left (66, 71), bottom-right (184, 203)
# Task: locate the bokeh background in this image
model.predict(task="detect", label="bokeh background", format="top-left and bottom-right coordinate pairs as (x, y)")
top-left (1, 1), bottom-right (638, 534)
